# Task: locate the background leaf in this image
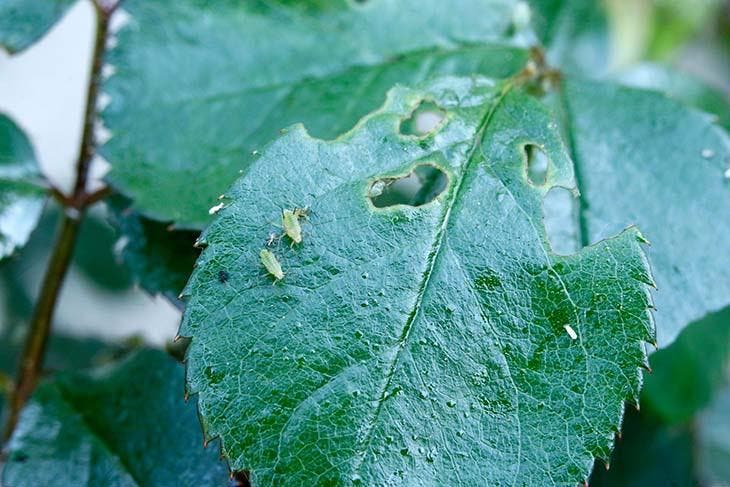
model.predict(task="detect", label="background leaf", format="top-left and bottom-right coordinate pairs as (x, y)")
top-left (617, 62), bottom-right (730, 130)
top-left (0, 113), bottom-right (47, 261)
top-left (0, 0), bottom-right (76, 53)
top-left (588, 407), bottom-right (698, 486)
top-left (642, 306), bottom-right (730, 424)
top-left (180, 76), bottom-right (654, 485)
top-left (101, 0), bottom-right (531, 227)
top-left (2, 349), bottom-right (230, 486)
top-left (528, 0), bottom-right (609, 75)
top-left (697, 383), bottom-right (730, 485)
top-left (556, 79), bottom-right (730, 347)
top-left (107, 196), bottom-right (199, 305)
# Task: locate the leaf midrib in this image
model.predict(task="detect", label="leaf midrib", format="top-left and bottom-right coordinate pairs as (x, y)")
top-left (349, 79), bottom-right (516, 477)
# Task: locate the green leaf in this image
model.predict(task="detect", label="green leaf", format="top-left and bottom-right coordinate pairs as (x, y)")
top-left (528, 0), bottom-right (609, 75)
top-left (0, 330), bottom-right (129, 419)
top-left (0, 0), bottom-right (76, 53)
top-left (617, 63), bottom-right (730, 130)
top-left (0, 114), bottom-right (47, 261)
top-left (588, 407), bottom-right (698, 487)
top-left (180, 77), bottom-right (655, 485)
top-left (2, 349), bottom-right (230, 486)
top-left (697, 383), bottom-right (730, 485)
top-left (610, 65), bottom-right (730, 423)
top-left (557, 78), bottom-right (730, 347)
top-left (101, 0), bottom-right (531, 228)
top-left (641, 306), bottom-right (730, 424)
top-left (107, 197), bottom-right (200, 303)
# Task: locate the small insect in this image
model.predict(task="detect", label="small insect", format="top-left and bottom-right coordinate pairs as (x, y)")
top-left (563, 324), bottom-right (578, 340)
top-left (218, 270), bottom-right (229, 283)
top-left (260, 249), bottom-right (284, 281)
top-left (281, 207), bottom-right (309, 245)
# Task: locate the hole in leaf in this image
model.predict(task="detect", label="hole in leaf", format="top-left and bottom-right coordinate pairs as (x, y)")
top-left (400, 101), bottom-right (446, 136)
top-left (230, 470), bottom-right (251, 487)
top-left (542, 186), bottom-right (580, 255)
top-left (368, 164), bottom-right (448, 208)
top-left (525, 144), bottom-right (549, 186)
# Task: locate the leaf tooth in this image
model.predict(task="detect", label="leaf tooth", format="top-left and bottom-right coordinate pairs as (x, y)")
top-left (632, 228), bottom-right (651, 246)
top-left (641, 307), bottom-right (657, 345)
top-left (630, 399), bottom-right (641, 412)
top-left (592, 452), bottom-right (611, 469)
top-left (639, 361), bottom-right (652, 374)
top-left (633, 267), bottom-right (657, 288)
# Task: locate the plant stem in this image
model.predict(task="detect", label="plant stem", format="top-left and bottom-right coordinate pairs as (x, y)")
top-left (2, 1), bottom-right (117, 441)
top-left (72, 2), bottom-right (112, 199)
top-left (2, 214), bottom-right (81, 440)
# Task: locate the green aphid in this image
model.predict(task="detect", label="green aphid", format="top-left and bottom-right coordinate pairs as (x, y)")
top-left (260, 249), bottom-right (284, 281)
top-left (282, 207), bottom-right (308, 244)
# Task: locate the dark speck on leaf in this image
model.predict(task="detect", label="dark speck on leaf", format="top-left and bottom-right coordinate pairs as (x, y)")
top-left (12, 452), bottom-right (28, 463)
top-left (218, 270), bottom-right (229, 283)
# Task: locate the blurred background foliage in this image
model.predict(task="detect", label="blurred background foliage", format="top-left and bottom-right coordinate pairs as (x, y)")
top-left (598, 1), bottom-right (730, 484)
top-left (0, 0), bottom-right (728, 484)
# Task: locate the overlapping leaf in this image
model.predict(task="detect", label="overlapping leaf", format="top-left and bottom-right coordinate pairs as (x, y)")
top-left (0, 0), bottom-right (76, 53)
top-left (589, 408), bottom-right (698, 486)
top-left (528, 0), bottom-right (609, 75)
top-left (2, 349), bottom-right (229, 486)
top-left (617, 63), bottom-right (730, 131)
top-left (107, 196), bottom-right (199, 304)
top-left (101, 0), bottom-right (531, 227)
top-left (641, 307), bottom-right (730, 424)
top-left (0, 114), bottom-right (47, 260)
top-left (556, 78), bottom-right (730, 346)
top-left (180, 77), bottom-right (655, 485)
top-left (697, 384), bottom-right (730, 485)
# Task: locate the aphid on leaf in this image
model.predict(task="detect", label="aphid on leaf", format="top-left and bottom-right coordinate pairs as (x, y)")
top-left (260, 249), bottom-right (284, 281)
top-left (281, 207), bottom-right (309, 245)
top-left (218, 270), bottom-right (229, 283)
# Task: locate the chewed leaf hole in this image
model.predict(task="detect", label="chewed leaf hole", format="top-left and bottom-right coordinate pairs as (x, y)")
top-left (369, 163), bottom-right (448, 208)
top-left (543, 186), bottom-right (580, 256)
top-left (400, 101), bottom-right (446, 136)
top-left (230, 470), bottom-right (251, 487)
top-left (525, 144), bottom-right (549, 186)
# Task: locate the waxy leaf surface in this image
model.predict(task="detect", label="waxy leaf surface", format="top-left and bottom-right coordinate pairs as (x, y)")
top-left (101, 0), bottom-right (531, 227)
top-left (558, 78), bottom-right (730, 346)
top-left (181, 77), bottom-right (655, 485)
